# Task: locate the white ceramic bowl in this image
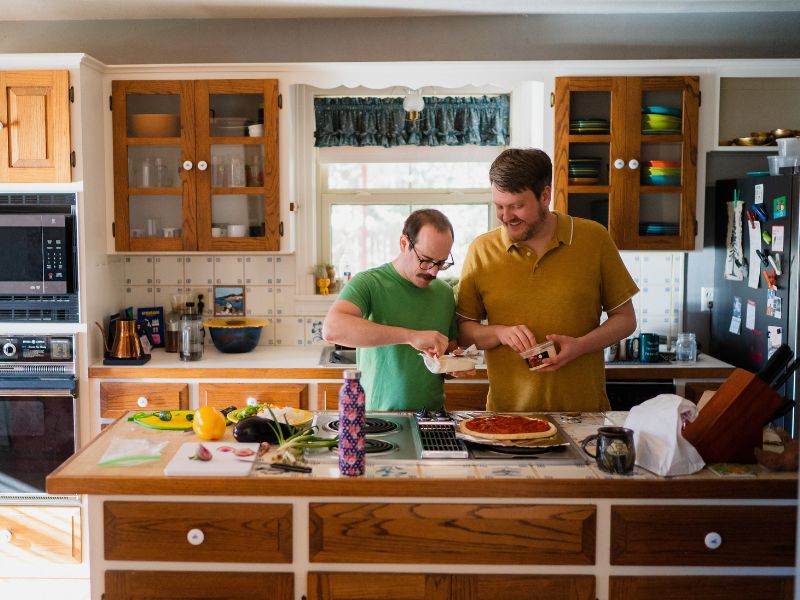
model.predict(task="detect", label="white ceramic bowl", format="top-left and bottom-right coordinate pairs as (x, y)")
top-left (227, 224), bottom-right (249, 237)
top-left (247, 123), bottom-right (264, 137)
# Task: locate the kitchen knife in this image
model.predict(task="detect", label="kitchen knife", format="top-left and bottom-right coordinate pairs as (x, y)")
top-left (756, 344), bottom-right (793, 387)
top-left (770, 357), bottom-right (800, 390)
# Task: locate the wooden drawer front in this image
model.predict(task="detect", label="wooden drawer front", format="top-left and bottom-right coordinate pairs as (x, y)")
top-left (309, 572), bottom-right (595, 600)
top-left (611, 505), bottom-right (796, 566)
top-left (106, 570), bottom-right (293, 600)
top-left (609, 576), bottom-right (794, 600)
top-left (444, 382), bottom-right (489, 411)
top-left (0, 506), bottom-right (81, 563)
top-left (200, 383), bottom-right (308, 410)
top-left (100, 382), bottom-right (189, 418)
top-left (310, 503), bottom-right (595, 565)
top-left (104, 501), bottom-right (292, 563)
top-left (317, 382), bottom-right (342, 410)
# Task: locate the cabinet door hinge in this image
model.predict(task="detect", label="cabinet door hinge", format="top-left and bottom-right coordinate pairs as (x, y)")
top-left (550, 92), bottom-right (555, 108)
top-left (289, 202), bottom-right (296, 212)
top-left (279, 221), bottom-right (284, 236)
top-left (278, 93), bottom-right (283, 109)
top-left (70, 151), bottom-right (76, 168)
top-left (112, 222), bottom-right (116, 238)
top-left (69, 86), bottom-right (74, 103)
top-left (109, 95), bottom-right (113, 111)
top-left (698, 90), bottom-right (701, 107)
top-left (694, 219), bottom-right (698, 236)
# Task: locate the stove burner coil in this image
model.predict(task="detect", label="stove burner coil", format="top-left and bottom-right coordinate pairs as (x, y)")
top-left (333, 438), bottom-right (395, 454)
top-left (327, 417), bottom-right (398, 435)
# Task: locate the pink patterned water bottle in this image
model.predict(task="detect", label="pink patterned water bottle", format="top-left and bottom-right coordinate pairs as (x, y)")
top-left (338, 369), bottom-right (366, 476)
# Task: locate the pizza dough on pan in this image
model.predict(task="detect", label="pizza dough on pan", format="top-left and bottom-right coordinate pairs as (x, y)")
top-left (458, 415), bottom-right (556, 440)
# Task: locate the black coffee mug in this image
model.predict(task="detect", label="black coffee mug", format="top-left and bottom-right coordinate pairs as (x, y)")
top-left (625, 337), bottom-right (640, 360)
top-left (581, 426), bottom-right (636, 475)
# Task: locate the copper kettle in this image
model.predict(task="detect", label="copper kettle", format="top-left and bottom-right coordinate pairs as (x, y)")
top-left (95, 319), bottom-right (145, 359)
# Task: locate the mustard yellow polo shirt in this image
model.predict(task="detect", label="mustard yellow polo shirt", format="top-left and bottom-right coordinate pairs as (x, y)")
top-left (456, 212), bottom-right (639, 412)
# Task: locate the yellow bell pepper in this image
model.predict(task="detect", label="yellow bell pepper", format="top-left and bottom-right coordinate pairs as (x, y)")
top-left (192, 406), bottom-right (227, 440)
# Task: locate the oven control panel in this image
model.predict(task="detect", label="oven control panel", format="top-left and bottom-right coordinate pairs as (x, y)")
top-left (0, 335), bottom-right (73, 362)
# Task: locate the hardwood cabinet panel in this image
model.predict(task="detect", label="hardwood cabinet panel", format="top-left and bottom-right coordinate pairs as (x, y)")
top-left (611, 505), bottom-right (796, 566)
top-left (310, 503), bottom-right (595, 565)
top-left (199, 382), bottom-right (307, 409)
top-left (0, 506), bottom-right (81, 563)
top-left (317, 382), bottom-right (342, 411)
top-left (106, 570), bottom-right (293, 600)
top-left (0, 70), bottom-right (71, 183)
top-left (444, 382), bottom-right (489, 411)
top-left (100, 382), bottom-right (189, 418)
top-left (309, 572), bottom-right (595, 600)
top-left (104, 501), bottom-right (292, 563)
top-left (682, 380), bottom-right (721, 403)
top-left (609, 576), bottom-right (794, 600)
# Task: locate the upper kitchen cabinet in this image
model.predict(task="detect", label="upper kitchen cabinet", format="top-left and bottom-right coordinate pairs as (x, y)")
top-left (0, 70), bottom-right (72, 183)
top-left (112, 79), bottom-right (279, 252)
top-left (553, 76), bottom-right (699, 250)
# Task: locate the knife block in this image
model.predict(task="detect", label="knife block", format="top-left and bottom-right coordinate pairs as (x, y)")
top-left (682, 368), bottom-right (785, 463)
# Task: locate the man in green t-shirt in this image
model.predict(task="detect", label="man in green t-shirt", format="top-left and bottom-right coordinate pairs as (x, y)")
top-left (322, 209), bottom-right (460, 411)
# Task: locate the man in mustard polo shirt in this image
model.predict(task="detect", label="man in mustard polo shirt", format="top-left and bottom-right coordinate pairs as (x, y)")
top-left (457, 148), bottom-right (639, 412)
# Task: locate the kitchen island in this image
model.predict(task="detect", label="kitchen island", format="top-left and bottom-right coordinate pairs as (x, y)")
top-left (48, 411), bottom-right (796, 600)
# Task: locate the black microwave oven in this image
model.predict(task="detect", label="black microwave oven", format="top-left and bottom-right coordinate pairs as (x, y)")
top-left (0, 194), bottom-right (78, 322)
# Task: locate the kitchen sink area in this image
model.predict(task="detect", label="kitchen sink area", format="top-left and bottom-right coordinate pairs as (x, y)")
top-left (319, 345), bottom-right (357, 366)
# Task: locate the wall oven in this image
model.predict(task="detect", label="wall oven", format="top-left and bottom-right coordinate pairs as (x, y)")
top-left (0, 193), bottom-right (78, 322)
top-left (0, 335), bottom-right (77, 498)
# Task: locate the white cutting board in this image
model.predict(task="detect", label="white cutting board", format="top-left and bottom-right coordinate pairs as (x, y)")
top-left (163, 442), bottom-right (261, 476)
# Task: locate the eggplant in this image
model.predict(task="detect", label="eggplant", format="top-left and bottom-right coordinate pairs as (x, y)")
top-left (233, 416), bottom-right (293, 444)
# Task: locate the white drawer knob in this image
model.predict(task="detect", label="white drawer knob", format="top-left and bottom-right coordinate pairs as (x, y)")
top-left (197, 160), bottom-right (208, 171)
top-left (183, 160), bottom-right (194, 171)
top-left (704, 531), bottom-right (722, 550)
top-left (613, 158), bottom-right (625, 170)
top-left (628, 158), bottom-right (639, 170)
top-left (136, 396), bottom-right (149, 408)
top-left (0, 529), bottom-right (12, 543)
top-left (187, 528), bottom-right (205, 545)
top-left (246, 397), bottom-right (258, 406)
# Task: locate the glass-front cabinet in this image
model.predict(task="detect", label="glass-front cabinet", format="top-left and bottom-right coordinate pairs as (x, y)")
top-left (553, 76), bottom-right (699, 250)
top-left (112, 79), bottom-right (279, 251)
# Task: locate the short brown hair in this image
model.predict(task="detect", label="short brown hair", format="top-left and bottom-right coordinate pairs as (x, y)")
top-left (489, 148), bottom-right (552, 197)
top-left (402, 208), bottom-right (454, 243)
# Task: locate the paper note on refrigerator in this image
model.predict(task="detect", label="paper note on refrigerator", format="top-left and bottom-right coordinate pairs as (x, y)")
top-left (747, 220), bottom-right (761, 289)
top-left (767, 326), bottom-right (783, 359)
top-left (745, 299), bottom-right (756, 330)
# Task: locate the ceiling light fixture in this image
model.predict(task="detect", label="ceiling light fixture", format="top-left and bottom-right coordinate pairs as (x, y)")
top-left (403, 89), bottom-right (425, 122)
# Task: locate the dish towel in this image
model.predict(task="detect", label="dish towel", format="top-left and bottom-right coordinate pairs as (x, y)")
top-left (624, 394), bottom-right (705, 476)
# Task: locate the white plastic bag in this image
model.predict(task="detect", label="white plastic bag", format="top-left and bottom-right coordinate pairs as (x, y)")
top-left (420, 344), bottom-right (479, 374)
top-left (624, 394), bottom-right (705, 476)
top-left (98, 438), bottom-right (168, 467)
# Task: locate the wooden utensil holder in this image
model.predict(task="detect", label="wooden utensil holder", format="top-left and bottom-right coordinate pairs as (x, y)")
top-left (682, 368), bottom-right (785, 463)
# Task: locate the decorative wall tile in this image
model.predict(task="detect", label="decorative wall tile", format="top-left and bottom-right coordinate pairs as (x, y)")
top-left (305, 317), bottom-right (325, 346)
top-left (259, 319), bottom-right (276, 346)
top-left (245, 286), bottom-right (274, 316)
top-left (154, 256), bottom-right (184, 285)
top-left (214, 256), bottom-right (244, 285)
top-left (244, 256), bottom-right (275, 285)
top-left (124, 286), bottom-right (154, 311)
top-left (274, 285), bottom-right (295, 315)
top-left (154, 286), bottom-right (186, 314)
top-left (184, 256), bottom-right (214, 286)
top-left (274, 316), bottom-right (305, 346)
top-left (641, 253), bottom-right (672, 285)
top-left (274, 255), bottom-right (295, 285)
top-left (183, 286), bottom-right (214, 316)
top-left (124, 256), bottom-right (154, 285)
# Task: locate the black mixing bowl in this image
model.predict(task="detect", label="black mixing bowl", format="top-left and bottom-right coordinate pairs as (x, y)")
top-left (205, 318), bottom-right (269, 353)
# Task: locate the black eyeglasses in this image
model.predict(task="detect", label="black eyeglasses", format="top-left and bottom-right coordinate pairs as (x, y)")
top-left (409, 241), bottom-right (455, 271)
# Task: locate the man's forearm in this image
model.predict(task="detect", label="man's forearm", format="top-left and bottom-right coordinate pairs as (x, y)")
top-left (576, 309), bottom-right (637, 355)
top-left (458, 320), bottom-right (503, 350)
top-left (323, 313), bottom-right (414, 348)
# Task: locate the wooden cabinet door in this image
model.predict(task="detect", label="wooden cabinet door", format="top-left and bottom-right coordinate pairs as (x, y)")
top-left (199, 382), bottom-right (308, 409)
top-left (444, 382), bottom-right (489, 411)
top-left (100, 382), bottom-right (189, 418)
top-left (309, 572), bottom-right (595, 600)
top-left (0, 70), bottom-right (71, 183)
top-left (106, 571), bottom-right (293, 600)
top-left (317, 382), bottom-right (342, 411)
top-left (0, 506), bottom-right (81, 563)
top-left (194, 79), bottom-right (280, 251)
top-left (112, 79), bottom-right (196, 252)
top-left (609, 576), bottom-right (794, 600)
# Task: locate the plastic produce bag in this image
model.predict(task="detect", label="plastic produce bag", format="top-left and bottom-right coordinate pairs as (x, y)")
top-left (98, 438), bottom-right (168, 467)
top-left (624, 394), bottom-right (705, 476)
top-left (421, 344), bottom-right (480, 374)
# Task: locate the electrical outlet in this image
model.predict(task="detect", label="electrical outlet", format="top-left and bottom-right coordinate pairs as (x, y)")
top-left (700, 287), bottom-right (714, 312)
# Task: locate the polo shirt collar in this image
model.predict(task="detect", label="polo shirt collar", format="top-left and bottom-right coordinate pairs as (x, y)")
top-left (501, 211), bottom-right (574, 252)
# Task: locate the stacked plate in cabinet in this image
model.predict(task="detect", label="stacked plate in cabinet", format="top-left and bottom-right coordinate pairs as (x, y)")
top-left (641, 106), bottom-right (681, 135)
top-left (642, 160), bottom-right (680, 186)
top-left (569, 119), bottom-right (609, 135)
top-left (568, 157), bottom-right (602, 184)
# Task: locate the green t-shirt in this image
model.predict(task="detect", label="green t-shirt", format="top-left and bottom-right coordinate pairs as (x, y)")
top-left (338, 263), bottom-right (458, 411)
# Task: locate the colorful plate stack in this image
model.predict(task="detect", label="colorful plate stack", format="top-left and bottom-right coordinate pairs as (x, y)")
top-left (640, 222), bottom-right (680, 236)
top-left (641, 106), bottom-right (681, 135)
top-left (569, 119), bottom-right (609, 135)
top-left (642, 160), bottom-right (680, 186)
top-left (568, 158), bottom-right (602, 184)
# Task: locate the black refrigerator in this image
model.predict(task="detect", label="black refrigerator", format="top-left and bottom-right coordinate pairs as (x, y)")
top-left (711, 172), bottom-right (799, 433)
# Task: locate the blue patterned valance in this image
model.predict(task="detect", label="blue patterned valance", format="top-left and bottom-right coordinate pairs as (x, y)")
top-left (314, 95), bottom-right (510, 148)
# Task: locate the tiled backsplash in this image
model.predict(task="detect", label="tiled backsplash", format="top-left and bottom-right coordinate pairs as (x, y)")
top-left (122, 255), bottom-right (326, 347)
top-left (122, 250), bottom-right (685, 348)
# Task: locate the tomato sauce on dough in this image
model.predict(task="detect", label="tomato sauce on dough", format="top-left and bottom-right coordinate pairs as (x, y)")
top-left (465, 415), bottom-right (550, 434)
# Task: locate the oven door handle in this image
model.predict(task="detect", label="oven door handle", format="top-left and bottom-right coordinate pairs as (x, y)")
top-left (0, 388), bottom-right (75, 397)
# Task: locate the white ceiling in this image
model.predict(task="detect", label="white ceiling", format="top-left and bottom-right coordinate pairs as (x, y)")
top-left (6, 0), bottom-right (800, 21)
